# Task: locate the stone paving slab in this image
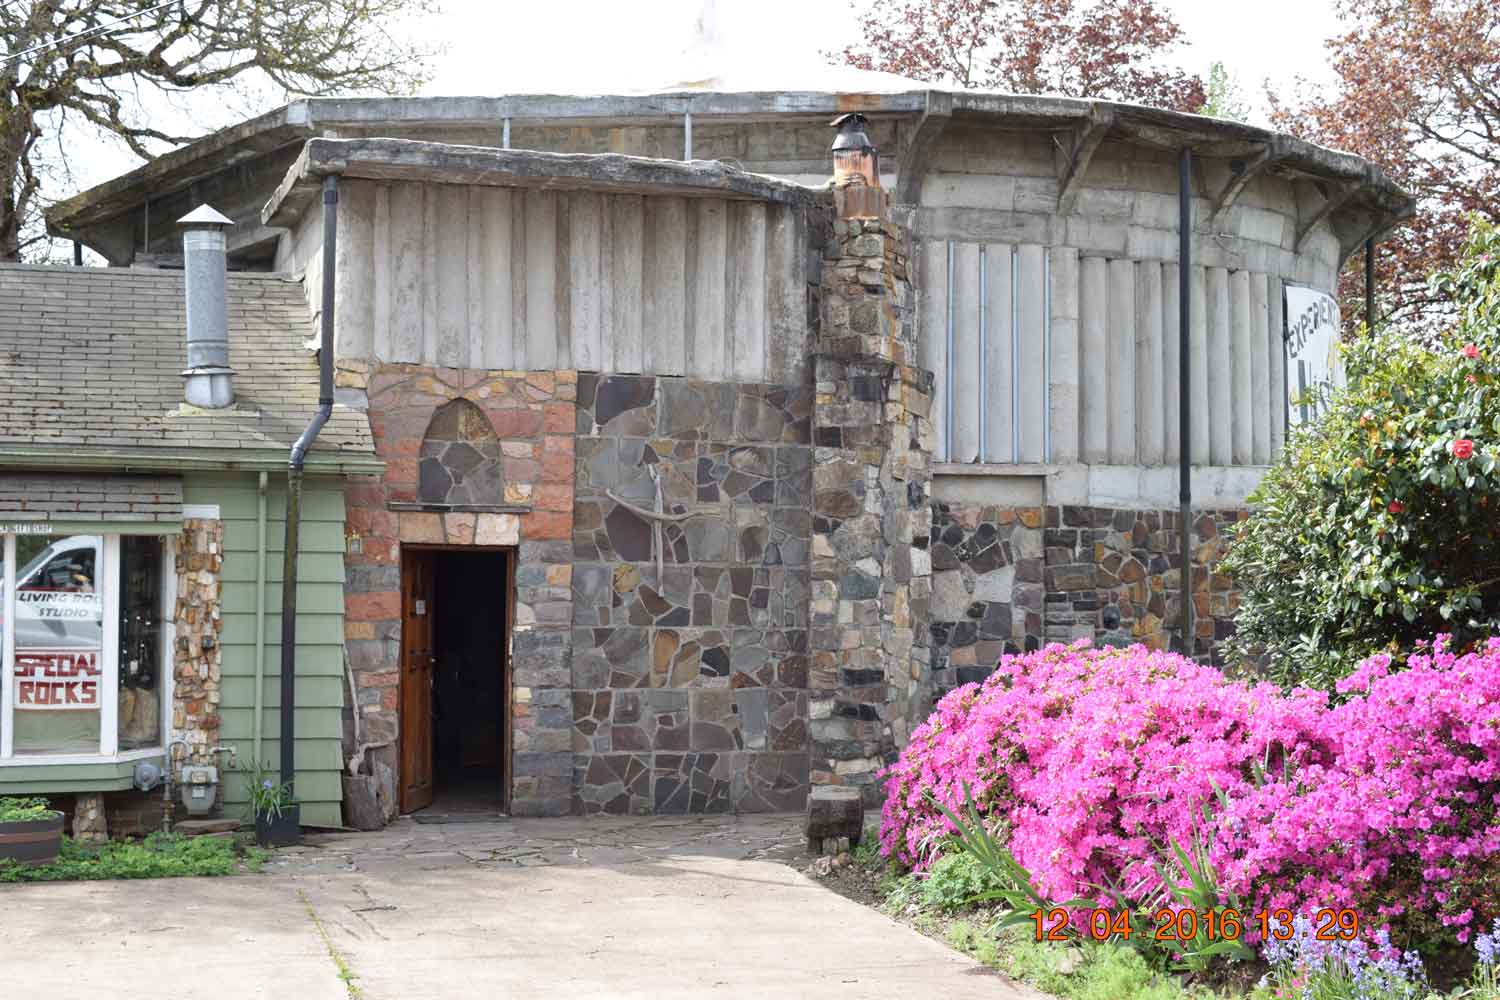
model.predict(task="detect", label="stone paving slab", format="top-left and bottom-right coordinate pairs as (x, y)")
top-left (0, 813), bottom-right (1045, 999)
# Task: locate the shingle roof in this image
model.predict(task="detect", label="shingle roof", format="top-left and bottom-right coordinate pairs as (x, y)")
top-left (0, 473), bottom-right (182, 522)
top-left (0, 265), bottom-right (375, 469)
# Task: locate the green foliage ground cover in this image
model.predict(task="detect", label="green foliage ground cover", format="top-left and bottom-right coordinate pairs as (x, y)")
top-left (0, 832), bottom-right (264, 883)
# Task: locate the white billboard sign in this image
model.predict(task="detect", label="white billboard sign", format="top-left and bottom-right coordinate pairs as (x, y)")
top-left (1284, 285), bottom-right (1344, 427)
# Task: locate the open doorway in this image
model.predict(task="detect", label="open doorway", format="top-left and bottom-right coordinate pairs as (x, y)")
top-left (399, 547), bottom-right (512, 817)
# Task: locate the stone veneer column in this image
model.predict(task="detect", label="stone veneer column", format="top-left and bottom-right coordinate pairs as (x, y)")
top-left (173, 517), bottom-right (224, 772)
top-left (808, 217), bottom-right (934, 802)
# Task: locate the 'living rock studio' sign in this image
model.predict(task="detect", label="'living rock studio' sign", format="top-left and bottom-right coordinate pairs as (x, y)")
top-left (14, 649), bottom-right (102, 710)
top-left (1284, 285), bottom-right (1344, 427)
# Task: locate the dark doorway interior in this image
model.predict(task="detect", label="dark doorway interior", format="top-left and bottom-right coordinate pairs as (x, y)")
top-left (428, 549), bottom-right (509, 815)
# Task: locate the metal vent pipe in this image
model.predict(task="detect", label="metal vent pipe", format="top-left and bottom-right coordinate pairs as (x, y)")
top-left (178, 204), bottom-right (236, 408)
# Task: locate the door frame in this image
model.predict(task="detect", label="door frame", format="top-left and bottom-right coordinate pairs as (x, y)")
top-left (397, 543), bottom-right (516, 814)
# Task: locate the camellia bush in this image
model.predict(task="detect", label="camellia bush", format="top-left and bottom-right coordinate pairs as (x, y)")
top-left (880, 639), bottom-right (1500, 949)
top-left (1223, 222), bottom-right (1500, 689)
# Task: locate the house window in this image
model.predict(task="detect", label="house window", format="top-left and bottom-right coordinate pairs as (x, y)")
top-left (0, 533), bottom-right (171, 761)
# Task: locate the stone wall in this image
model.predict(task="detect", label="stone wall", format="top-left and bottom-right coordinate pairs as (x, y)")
top-left (172, 518), bottom-right (224, 772)
top-left (927, 500), bottom-right (1246, 693)
top-left (927, 502), bottom-right (1046, 692)
top-left (1044, 505), bottom-right (1245, 663)
top-left (342, 363), bottom-right (577, 817)
top-left (569, 373), bottom-right (814, 814)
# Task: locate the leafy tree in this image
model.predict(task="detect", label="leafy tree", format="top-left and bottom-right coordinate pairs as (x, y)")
top-left (1269, 0), bottom-right (1500, 334)
top-left (1200, 61), bottom-right (1248, 122)
top-left (1, 0), bottom-right (434, 261)
top-left (1224, 220), bottom-right (1500, 689)
top-left (837, 0), bottom-right (1205, 112)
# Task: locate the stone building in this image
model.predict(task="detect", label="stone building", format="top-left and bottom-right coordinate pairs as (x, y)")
top-left (46, 86), bottom-right (1411, 822)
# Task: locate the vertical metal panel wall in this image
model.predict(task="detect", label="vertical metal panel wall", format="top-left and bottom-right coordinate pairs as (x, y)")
top-left (921, 239), bottom-right (1287, 467)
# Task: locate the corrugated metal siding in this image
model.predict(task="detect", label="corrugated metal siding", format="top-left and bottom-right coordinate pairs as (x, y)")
top-left (334, 180), bottom-right (812, 385)
top-left (921, 238), bottom-right (1287, 467)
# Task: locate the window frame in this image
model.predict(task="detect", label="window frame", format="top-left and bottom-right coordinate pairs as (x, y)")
top-left (0, 532), bottom-right (175, 765)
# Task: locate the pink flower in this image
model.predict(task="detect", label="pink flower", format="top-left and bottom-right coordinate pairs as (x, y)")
top-left (880, 638), bottom-right (1500, 948)
top-left (1452, 439), bottom-right (1476, 460)
top-left (1463, 343), bottom-right (1480, 359)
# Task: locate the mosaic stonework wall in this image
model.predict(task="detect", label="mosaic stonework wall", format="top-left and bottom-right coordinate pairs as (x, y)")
top-left (1044, 505), bottom-right (1245, 664)
top-left (172, 518), bottom-right (224, 773)
top-left (342, 364), bottom-right (576, 817)
top-left (569, 373), bottom-right (814, 814)
top-left (927, 502), bottom-right (1046, 692)
top-left (928, 502), bottom-right (1245, 691)
top-left (809, 216), bottom-right (935, 804)
top-left (418, 397), bottom-right (505, 505)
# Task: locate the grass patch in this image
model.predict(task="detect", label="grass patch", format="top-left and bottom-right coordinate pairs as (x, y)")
top-left (0, 832), bottom-right (265, 883)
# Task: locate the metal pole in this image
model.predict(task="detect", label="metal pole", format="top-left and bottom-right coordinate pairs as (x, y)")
top-left (1178, 148), bottom-right (1195, 659)
top-left (978, 246), bottom-right (987, 461)
top-left (72, 241), bottom-right (82, 266)
top-left (1364, 237), bottom-right (1376, 334)
top-left (684, 111), bottom-right (693, 160)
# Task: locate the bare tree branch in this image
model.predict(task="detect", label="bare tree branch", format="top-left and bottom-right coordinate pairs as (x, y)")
top-left (1, 0), bottom-right (435, 260)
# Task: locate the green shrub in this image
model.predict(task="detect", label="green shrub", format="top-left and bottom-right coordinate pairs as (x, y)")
top-left (920, 847), bottom-right (1009, 912)
top-left (1224, 219), bottom-right (1500, 688)
top-left (0, 796), bottom-right (58, 822)
top-left (0, 832), bottom-right (263, 882)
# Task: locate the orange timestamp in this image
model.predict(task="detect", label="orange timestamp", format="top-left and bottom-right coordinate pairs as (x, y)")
top-left (1030, 907), bottom-right (1362, 943)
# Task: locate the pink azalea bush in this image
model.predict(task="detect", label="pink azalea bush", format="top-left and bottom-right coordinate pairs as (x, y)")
top-left (880, 637), bottom-right (1500, 942)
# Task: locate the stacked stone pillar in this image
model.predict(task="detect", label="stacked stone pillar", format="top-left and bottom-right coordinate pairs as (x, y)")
top-left (808, 213), bottom-right (934, 803)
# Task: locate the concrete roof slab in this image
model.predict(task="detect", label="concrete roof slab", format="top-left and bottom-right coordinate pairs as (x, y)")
top-left (262, 137), bottom-right (828, 227)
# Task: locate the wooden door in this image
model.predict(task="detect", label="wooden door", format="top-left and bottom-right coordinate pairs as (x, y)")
top-left (400, 549), bottom-right (436, 813)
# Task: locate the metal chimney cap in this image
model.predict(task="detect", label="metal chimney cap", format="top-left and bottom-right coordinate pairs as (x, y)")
top-left (178, 204), bottom-right (233, 229)
top-left (830, 113), bottom-right (874, 153)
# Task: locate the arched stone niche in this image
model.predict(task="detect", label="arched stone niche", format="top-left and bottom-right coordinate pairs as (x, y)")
top-left (418, 397), bottom-right (503, 505)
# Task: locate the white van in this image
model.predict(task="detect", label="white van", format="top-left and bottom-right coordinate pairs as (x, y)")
top-left (4, 534), bottom-right (103, 650)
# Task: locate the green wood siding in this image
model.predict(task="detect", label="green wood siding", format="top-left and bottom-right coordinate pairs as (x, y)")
top-left (0, 756), bottom-right (163, 794)
top-left (184, 473), bottom-right (348, 829)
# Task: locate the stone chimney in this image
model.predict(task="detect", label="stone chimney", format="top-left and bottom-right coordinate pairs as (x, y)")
top-left (178, 204), bottom-right (235, 409)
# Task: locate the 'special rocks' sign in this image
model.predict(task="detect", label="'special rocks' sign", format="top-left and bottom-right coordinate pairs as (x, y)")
top-left (14, 649), bottom-right (101, 710)
top-left (1284, 285), bottom-right (1344, 427)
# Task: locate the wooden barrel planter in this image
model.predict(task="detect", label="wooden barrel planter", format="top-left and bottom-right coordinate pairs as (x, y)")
top-left (0, 812), bottom-right (64, 867)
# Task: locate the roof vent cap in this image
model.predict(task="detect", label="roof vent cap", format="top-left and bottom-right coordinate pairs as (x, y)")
top-left (178, 204), bottom-right (235, 409)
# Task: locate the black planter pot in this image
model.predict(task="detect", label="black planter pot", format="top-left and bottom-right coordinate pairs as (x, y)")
top-left (0, 812), bottom-right (64, 867)
top-left (254, 803), bottom-right (301, 848)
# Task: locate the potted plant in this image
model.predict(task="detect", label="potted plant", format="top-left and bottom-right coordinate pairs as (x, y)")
top-left (0, 796), bottom-right (64, 867)
top-left (242, 763), bottom-right (300, 848)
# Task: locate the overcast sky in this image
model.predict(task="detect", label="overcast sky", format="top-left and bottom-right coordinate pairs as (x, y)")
top-left (412, 0), bottom-right (1346, 106)
top-left (58, 0), bottom-right (1352, 217)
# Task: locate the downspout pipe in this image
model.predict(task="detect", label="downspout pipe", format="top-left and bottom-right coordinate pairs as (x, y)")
top-left (253, 471), bottom-right (268, 764)
top-left (1177, 148), bottom-right (1195, 659)
top-left (279, 174), bottom-right (338, 789)
top-left (1365, 237), bottom-right (1377, 335)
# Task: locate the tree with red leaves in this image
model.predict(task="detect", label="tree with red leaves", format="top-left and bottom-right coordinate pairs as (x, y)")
top-left (837, 0), bottom-right (1205, 112)
top-left (1270, 0), bottom-right (1500, 334)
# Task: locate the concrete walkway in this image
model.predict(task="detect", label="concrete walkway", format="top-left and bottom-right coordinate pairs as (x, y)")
top-left (1, 814), bottom-right (1041, 999)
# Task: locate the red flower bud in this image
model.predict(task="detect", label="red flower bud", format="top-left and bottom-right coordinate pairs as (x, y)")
top-left (1452, 439), bottom-right (1475, 460)
top-left (1463, 343), bottom-right (1480, 359)
top-left (1388, 500), bottom-right (1404, 514)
